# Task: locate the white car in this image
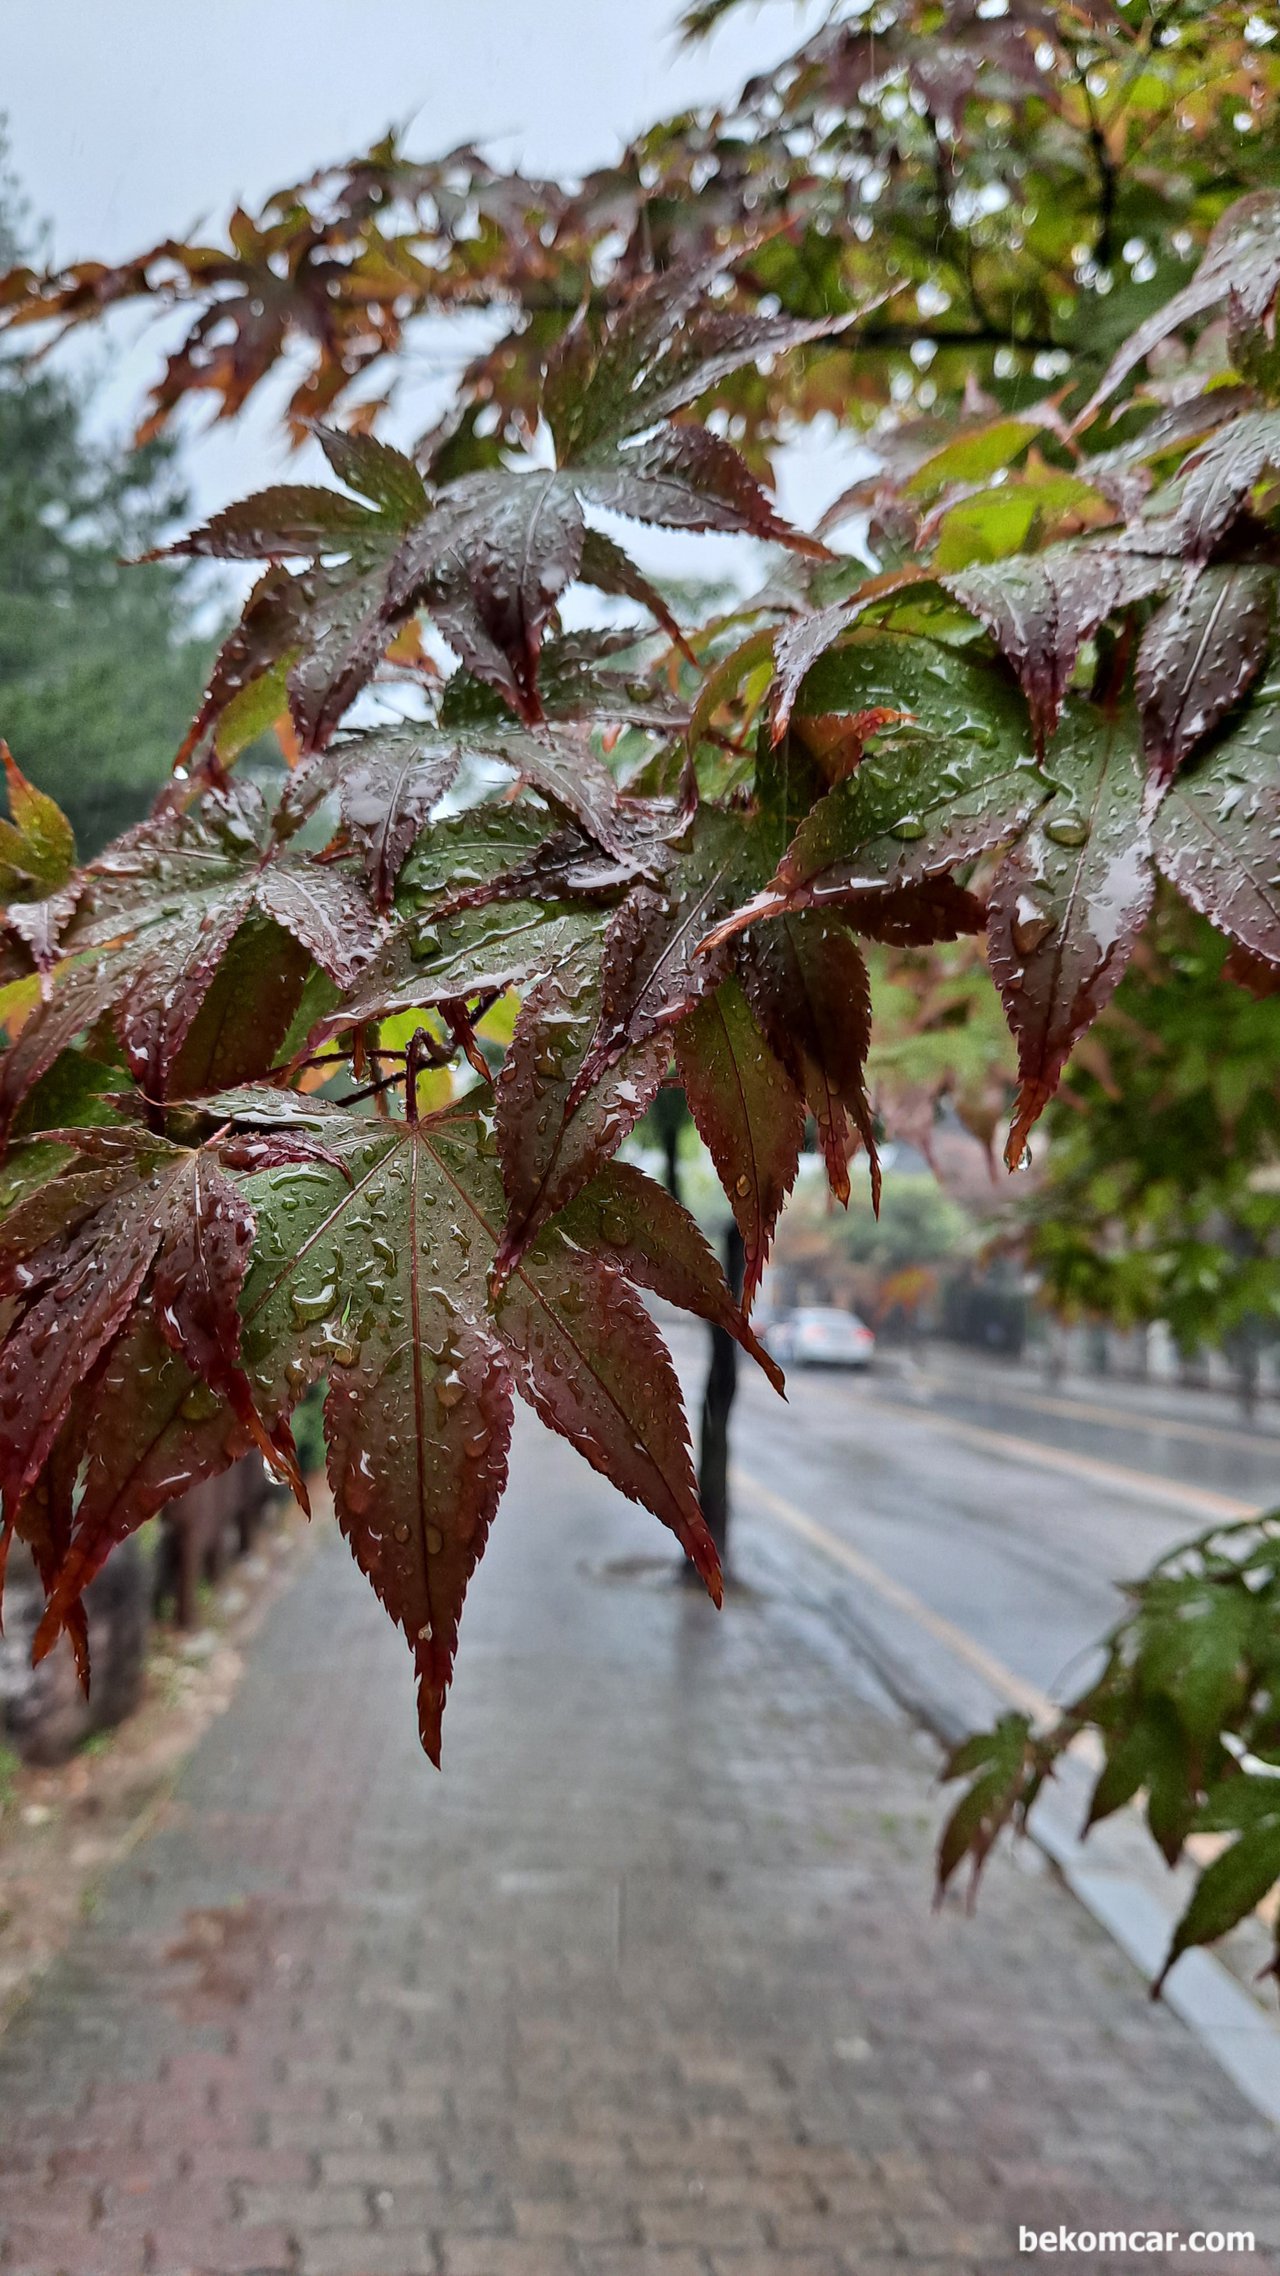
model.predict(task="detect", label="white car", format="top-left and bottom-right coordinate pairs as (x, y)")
top-left (768, 1307), bottom-right (876, 1370)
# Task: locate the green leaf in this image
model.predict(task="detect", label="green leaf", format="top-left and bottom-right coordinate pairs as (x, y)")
top-left (0, 744), bottom-right (76, 896)
top-left (1156, 1823), bottom-right (1280, 1992)
top-left (708, 636), bottom-right (1043, 945)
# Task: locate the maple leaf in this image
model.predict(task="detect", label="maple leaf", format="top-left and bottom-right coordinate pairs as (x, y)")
top-left (492, 948), bottom-right (669, 1277)
top-left (987, 710), bottom-right (1154, 1166)
top-left (769, 570), bottom-right (936, 742)
top-left (0, 745), bottom-right (76, 901)
top-left (946, 546), bottom-right (1171, 755)
top-left (39, 1311), bottom-right (253, 1657)
top-left (435, 722), bottom-right (637, 865)
top-left (737, 912), bottom-right (881, 1210)
top-left (172, 428), bottom-right (433, 754)
top-left (1136, 565), bottom-right (1274, 792)
top-left (308, 898), bottom-right (601, 1053)
top-left (0, 1129), bottom-right (294, 1655)
top-left (438, 631), bottom-right (694, 736)
top-left (675, 976), bottom-right (807, 1303)
top-left (226, 1095), bottom-right (731, 1758)
top-left (577, 805), bottom-right (762, 1087)
top-left (0, 782), bottom-right (382, 1129)
top-left (1172, 409), bottom-right (1280, 559)
top-left (172, 271), bottom-right (838, 749)
top-left (0, 208), bottom-right (405, 441)
top-left (1079, 191), bottom-right (1280, 427)
top-left (543, 257), bottom-right (853, 466)
top-left (1152, 693), bottom-right (1280, 974)
top-left (704, 637), bottom-right (1046, 948)
top-left (838, 878), bottom-right (986, 949)
top-left (389, 467), bottom-right (587, 721)
top-left (328, 729), bottom-right (463, 910)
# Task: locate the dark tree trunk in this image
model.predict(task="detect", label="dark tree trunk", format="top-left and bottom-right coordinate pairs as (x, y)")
top-left (698, 1221), bottom-right (745, 1571)
top-left (650, 1086), bottom-right (743, 1579)
top-left (654, 1086), bottom-right (683, 1205)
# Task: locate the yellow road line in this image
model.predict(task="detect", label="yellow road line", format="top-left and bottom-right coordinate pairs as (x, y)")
top-left (798, 1383), bottom-right (1259, 1525)
top-left (909, 1371), bottom-right (1280, 1457)
top-left (733, 1466), bottom-right (1262, 1930)
top-left (731, 1463), bottom-right (1056, 1722)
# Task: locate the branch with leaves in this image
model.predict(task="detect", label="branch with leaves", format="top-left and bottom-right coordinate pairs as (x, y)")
top-left (4, 5), bottom-right (1280, 1987)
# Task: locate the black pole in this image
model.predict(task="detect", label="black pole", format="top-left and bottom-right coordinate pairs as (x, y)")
top-left (650, 1088), bottom-right (743, 1582)
top-left (697, 1219), bottom-right (745, 1574)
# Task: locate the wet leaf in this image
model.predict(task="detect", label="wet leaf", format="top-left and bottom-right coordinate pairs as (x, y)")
top-left (494, 948), bottom-right (668, 1277)
top-left (988, 711), bottom-right (1153, 1166)
top-left (841, 876), bottom-right (986, 948)
top-left (395, 468), bottom-right (586, 722)
top-left (39, 1311), bottom-right (252, 1653)
top-left (575, 422), bottom-right (826, 552)
top-left (675, 975), bottom-right (806, 1302)
top-left (1173, 408), bottom-right (1280, 558)
top-left (1137, 566), bottom-right (1273, 790)
top-left (546, 261), bottom-right (851, 460)
top-left (0, 782), bottom-right (382, 1121)
top-left (1152, 695), bottom-right (1280, 973)
top-left (1155, 1824), bottom-right (1280, 1994)
top-left (947, 545), bottom-right (1171, 754)
top-left (334, 729), bottom-right (463, 908)
top-left (936, 1712), bottom-right (1044, 1903)
top-left (738, 913), bottom-right (880, 1208)
top-left (769, 571), bottom-right (933, 742)
top-left (554, 1157), bottom-right (783, 1391)
top-left (1080, 191), bottom-right (1280, 425)
top-left (706, 637), bottom-right (1043, 947)
top-left (0, 744), bottom-right (76, 899)
top-left (174, 274), bottom-right (833, 745)
top-left (227, 1100), bottom-right (724, 1756)
top-left (0, 1133), bottom-right (279, 1596)
top-left (308, 899), bottom-right (600, 1049)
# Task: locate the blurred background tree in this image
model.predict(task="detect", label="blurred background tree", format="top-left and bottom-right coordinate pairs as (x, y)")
top-left (0, 139), bottom-right (210, 853)
top-left (1026, 895), bottom-right (1280, 1390)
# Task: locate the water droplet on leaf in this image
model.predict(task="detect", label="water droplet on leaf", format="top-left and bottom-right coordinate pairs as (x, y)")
top-left (1011, 894), bottom-right (1056, 956)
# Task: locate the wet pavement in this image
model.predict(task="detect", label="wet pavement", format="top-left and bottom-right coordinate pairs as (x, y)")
top-left (706, 1331), bottom-right (1280, 1730)
top-left (1, 1398), bottom-right (1279, 2275)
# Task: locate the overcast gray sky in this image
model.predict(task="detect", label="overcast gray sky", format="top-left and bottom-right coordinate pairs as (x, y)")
top-left (0, 2), bottom-right (851, 562)
top-left (2, 1), bottom-right (827, 264)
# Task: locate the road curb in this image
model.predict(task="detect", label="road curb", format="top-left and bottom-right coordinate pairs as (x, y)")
top-left (735, 1465), bottom-right (1280, 2133)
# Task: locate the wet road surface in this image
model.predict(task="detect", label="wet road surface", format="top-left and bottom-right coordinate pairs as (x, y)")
top-left (667, 1328), bottom-right (1280, 1735)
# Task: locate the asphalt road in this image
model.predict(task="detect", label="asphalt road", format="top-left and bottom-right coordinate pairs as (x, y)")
top-left (666, 1326), bottom-right (1280, 1739)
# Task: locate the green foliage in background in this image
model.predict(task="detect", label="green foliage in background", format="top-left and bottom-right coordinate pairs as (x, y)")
top-left (0, 152), bottom-right (211, 852)
top-left (1030, 895), bottom-right (1280, 1353)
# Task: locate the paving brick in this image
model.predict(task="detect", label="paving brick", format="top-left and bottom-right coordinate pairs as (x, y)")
top-left (440, 2241), bottom-right (576, 2276)
top-left (237, 2181), bottom-right (372, 2229)
top-left (639, 2204), bottom-right (768, 2248)
top-left (191, 2145), bottom-right (314, 2187)
top-left (148, 2220), bottom-right (296, 2272)
top-left (318, 2149), bottom-right (446, 2189)
top-left (2, 1426), bottom-right (1280, 2276)
top-left (3, 2237), bottom-right (156, 2276)
top-left (0, 2179), bottom-right (99, 2227)
top-left (298, 2232), bottom-right (439, 2276)
top-left (708, 2256), bottom-right (845, 2276)
top-left (511, 2193), bottom-right (637, 2241)
top-left (575, 2252), bottom-right (711, 2276)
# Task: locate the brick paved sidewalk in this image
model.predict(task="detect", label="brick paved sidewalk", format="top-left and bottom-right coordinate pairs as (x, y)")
top-left (2, 1417), bottom-right (1279, 2276)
